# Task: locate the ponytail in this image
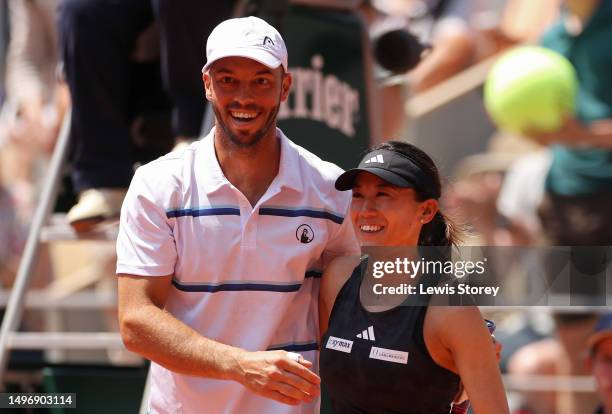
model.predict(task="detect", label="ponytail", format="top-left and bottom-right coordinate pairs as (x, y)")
top-left (419, 210), bottom-right (462, 247)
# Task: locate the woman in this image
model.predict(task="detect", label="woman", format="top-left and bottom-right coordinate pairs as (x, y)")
top-left (319, 141), bottom-right (509, 413)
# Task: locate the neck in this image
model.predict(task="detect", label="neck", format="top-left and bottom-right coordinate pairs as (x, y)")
top-left (213, 125), bottom-right (281, 206)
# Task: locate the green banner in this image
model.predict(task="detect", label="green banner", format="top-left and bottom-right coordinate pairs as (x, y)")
top-left (262, 5), bottom-right (372, 170)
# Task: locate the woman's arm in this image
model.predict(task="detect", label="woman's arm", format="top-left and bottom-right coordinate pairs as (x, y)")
top-left (318, 255), bottom-right (361, 339)
top-left (425, 306), bottom-right (510, 414)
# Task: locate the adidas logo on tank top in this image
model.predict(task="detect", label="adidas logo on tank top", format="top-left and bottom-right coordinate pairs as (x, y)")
top-left (356, 326), bottom-right (375, 341)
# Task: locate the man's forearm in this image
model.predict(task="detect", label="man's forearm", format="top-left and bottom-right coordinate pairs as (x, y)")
top-left (588, 121), bottom-right (612, 148)
top-left (120, 303), bottom-right (242, 380)
top-left (409, 33), bottom-right (474, 94)
top-left (528, 117), bottom-right (612, 148)
top-left (120, 303), bottom-right (321, 405)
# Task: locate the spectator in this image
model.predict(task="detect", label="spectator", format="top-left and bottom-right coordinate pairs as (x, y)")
top-left (58, 0), bottom-right (235, 231)
top-left (508, 312), bottom-right (599, 414)
top-left (0, 0), bottom-right (67, 222)
top-left (444, 133), bottom-right (541, 246)
top-left (0, 185), bottom-right (23, 287)
top-left (527, 0), bottom-right (612, 246)
top-left (496, 149), bottom-right (552, 245)
top-left (373, 0), bottom-right (479, 93)
top-left (365, 0), bottom-right (485, 139)
top-left (0, 0), bottom-right (67, 288)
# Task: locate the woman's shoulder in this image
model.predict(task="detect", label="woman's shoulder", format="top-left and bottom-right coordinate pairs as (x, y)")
top-left (423, 306), bottom-right (488, 373)
top-left (321, 255), bottom-right (362, 301)
top-left (328, 254), bottom-right (363, 274)
top-left (425, 305), bottom-right (488, 347)
top-left (319, 254), bottom-right (363, 335)
top-left (426, 305), bottom-right (483, 328)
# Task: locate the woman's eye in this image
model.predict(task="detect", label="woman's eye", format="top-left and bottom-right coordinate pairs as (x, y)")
top-left (352, 192), bottom-right (363, 199)
top-left (376, 192), bottom-right (390, 197)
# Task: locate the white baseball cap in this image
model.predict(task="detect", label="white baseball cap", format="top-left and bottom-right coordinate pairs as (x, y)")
top-left (202, 16), bottom-right (288, 72)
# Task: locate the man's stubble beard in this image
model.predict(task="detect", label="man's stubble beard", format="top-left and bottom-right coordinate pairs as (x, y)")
top-left (213, 102), bottom-right (281, 149)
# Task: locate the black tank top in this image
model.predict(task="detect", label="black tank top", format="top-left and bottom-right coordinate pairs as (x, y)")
top-left (320, 258), bottom-right (460, 414)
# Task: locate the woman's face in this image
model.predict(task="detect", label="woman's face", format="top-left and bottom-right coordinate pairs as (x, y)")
top-left (350, 172), bottom-right (438, 246)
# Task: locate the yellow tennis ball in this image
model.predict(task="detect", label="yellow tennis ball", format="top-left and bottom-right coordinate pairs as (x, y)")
top-left (484, 46), bottom-right (578, 134)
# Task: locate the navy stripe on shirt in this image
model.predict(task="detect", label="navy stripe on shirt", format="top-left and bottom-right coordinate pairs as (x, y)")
top-left (172, 279), bottom-right (302, 293)
top-left (172, 270), bottom-right (321, 293)
top-left (166, 206), bottom-right (344, 225)
top-left (259, 207), bottom-right (344, 224)
top-left (166, 207), bottom-right (240, 218)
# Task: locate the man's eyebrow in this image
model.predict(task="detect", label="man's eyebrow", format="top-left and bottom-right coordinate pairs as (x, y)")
top-left (255, 69), bottom-right (274, 75)
top-left (214, 68), bottom-right (234, 74)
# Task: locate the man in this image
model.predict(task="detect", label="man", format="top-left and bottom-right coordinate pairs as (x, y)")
top-left (587, 314), bottom-right (612, 414)
top-left (116, 16), bottom-right (360, 413)
top-left (507, 313), bottom-right (599, 414)
top-left (529, 0), bottom-right (612, 246)
top-left (365, 0), bottom-right (480, 138)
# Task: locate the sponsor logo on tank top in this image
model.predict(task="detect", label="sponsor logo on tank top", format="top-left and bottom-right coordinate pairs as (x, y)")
top-left (369, 346), bottom-right (409, 364)
top-left (325, 336), bottom-right (353, 353)
top-left (355, 326), bottom-right (375, 341)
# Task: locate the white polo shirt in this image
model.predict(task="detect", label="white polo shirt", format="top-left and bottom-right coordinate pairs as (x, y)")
top-left (116, 127), bottom-right (359, 414)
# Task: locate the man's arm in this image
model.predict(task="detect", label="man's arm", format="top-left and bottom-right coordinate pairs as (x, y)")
top-left (528, 116), bottom-right (612, 148)
top-left (117, 274), bottom-right (320, 406)
top-left (408, 28), bottom-right (475, 94)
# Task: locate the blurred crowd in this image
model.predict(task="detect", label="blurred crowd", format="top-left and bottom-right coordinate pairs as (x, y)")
top-left (0, 0), bottom-right (610, 413)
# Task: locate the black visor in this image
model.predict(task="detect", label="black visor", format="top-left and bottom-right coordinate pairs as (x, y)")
top-left (335, 149), bottom-right (440, 199)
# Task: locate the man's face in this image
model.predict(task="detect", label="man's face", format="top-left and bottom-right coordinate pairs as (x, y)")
top-left (592, 337), bottom-right (612, 406)
top-left (203, 56), bottom-right (291, 148)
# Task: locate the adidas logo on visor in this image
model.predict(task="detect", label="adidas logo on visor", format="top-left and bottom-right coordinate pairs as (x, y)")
top-left (364, 154), bottom-right (384, 164)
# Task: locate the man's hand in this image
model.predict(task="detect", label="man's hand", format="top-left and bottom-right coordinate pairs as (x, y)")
top-left (525, 115), bottom-right (612, 149)
top-left (526, 115), bottom-right (591, 146)
top-left (232, 350), bottom-right (321, 406)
